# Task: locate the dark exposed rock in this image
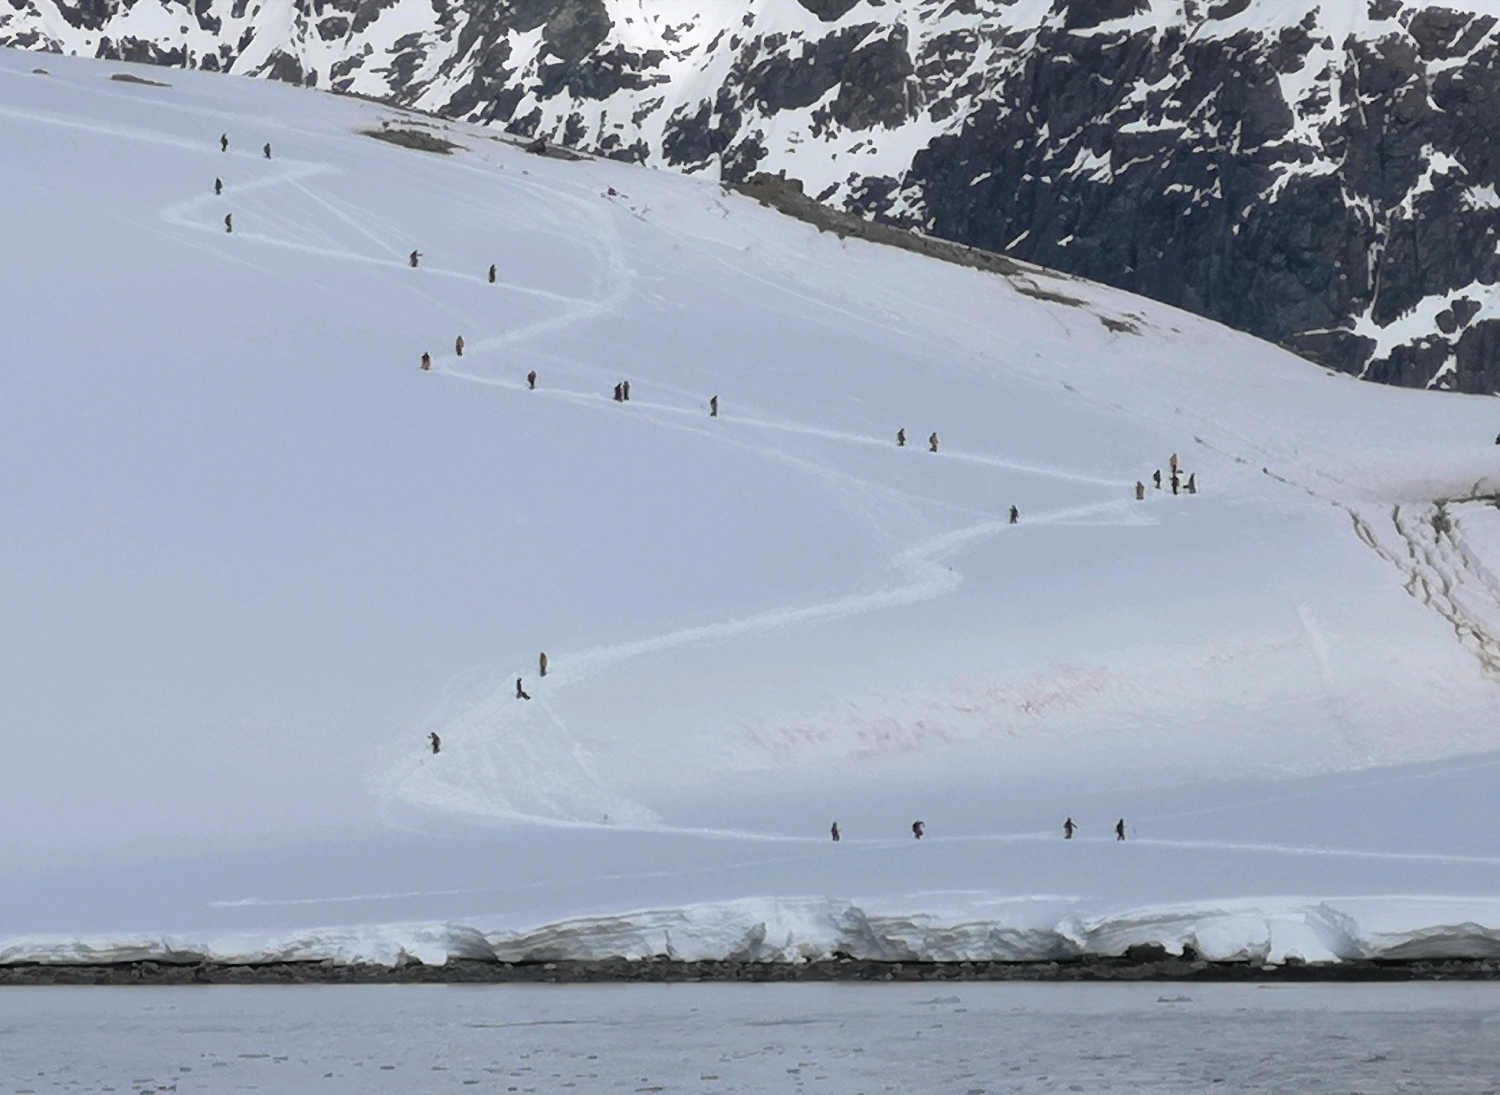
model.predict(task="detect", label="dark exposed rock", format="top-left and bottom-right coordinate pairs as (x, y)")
top-left (797, 0), bottom-right (864, 21)
top-left (542, 0), bottom-right (610, 65)
top-left (110, 71), bottom-right (171, 87)
top-left (363, 126), bottom-right (462, 154)
top-left (1059, 0), bottom-right (1149, 31)
top-left (257, 48), bottom-right (309, 86)
top-left (831, 26), bottom-right (915, 130)
top-left (6, 955), bottom-right (1500, 983)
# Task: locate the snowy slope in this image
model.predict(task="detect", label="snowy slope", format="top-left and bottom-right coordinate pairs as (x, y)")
top-left (4, 49), bottom-right (1500, 965)
top-left (7, 0), bottom-right (1500, 393)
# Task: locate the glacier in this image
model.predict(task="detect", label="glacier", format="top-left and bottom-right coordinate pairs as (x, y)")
top-left (3, 48), bottom-right (1500, 968)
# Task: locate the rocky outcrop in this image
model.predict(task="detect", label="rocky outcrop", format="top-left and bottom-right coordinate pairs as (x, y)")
top-left (6, 0), bottom-right (1500, 391)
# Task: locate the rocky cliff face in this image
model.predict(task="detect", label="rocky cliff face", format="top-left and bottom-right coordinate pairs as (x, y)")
top-left (8, 0), bottom-right (1500, 391)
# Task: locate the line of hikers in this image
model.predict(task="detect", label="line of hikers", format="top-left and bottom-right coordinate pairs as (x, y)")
top-left (216, 133), bottom-right (274, 234)
top-left (427, 651), bottom-right (550, 752)
top-left (828, 817), bottom-right (1127, 842)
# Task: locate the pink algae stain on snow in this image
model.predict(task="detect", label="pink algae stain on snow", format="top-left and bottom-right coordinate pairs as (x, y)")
top-left (741, 664), bottom-right (1114, 763)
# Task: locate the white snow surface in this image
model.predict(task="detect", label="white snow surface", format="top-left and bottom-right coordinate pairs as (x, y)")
top-left (5, 51), bottom-right (1500, 966)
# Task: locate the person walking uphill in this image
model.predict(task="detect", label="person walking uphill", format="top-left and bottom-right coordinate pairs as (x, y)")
top-left (1135, 480), bottom-right (1145, 501)
top-left (224, 213), bottom-right (233, 233)
top-left (1153, 469), bottom-right (1162, 490)
top-left (1115, 818), bottom-right (1127, 841)
top-left (429, 732), bottom-right (441, 755)
top-left (897, 428), bottom-right (906, 448)
top-left (912, 820), bottom-right (925, 840)
top-left (220, 133), bottom-right (229, 152)
top-left (488, 264), bottom-right (497, 284)
top-left (420, 352), bottom-right (431, 371)
top-left (709, 395), bottom-right (718, 418)
top-left (409, 250), bottom-right (421, 268)
top-left (1009, 505), bottom-right (1019, 525)
top-left (263, 142), bottom-right (272, 159)
top-left (928, 432), bottom-right (940, 454)
top-left (454, 335), bottom-right (465, 357)
top-left (527, 370), bottom-right (537, 390)
top-left (214, 177), bottom-right (223, 196)
top-left (515, 678), bottom-right (531, 701)
top-left (830, 822), bottom-right (840, 843)
top-left (539, 652), bottom-right (548, 678)
top-left (1063, 817), bottom-right (1076, 839)
top-left (1187, 472), bottom-right (1197, 495)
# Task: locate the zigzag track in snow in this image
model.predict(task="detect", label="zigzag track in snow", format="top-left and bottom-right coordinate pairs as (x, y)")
top-left (4, 87), bottom-right (1154, 833)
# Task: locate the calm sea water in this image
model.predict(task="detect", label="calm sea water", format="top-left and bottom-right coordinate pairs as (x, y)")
top-left (3, 983), bottom-right (1498, 1093)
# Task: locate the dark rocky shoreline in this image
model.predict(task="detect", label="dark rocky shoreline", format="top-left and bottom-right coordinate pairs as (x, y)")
top-left (7, 951), bottom-right (1500, 986)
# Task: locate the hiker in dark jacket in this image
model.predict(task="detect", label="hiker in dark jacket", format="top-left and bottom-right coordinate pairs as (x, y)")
top-left (429, 732), bottom-right (441, 755)
top-left (214, 177), bottom-right (223, 196)
top-left (1064, 817), bottom-right (1076, 839)
top-left (516, 678), bottom-right (531, 701)
top-left (488, 264), bottom-right (497, 283)
top-left (1009, 505), bottom-right (1019, 524)
top-left (421, 352), bottom-right (431, 371)
top-left (454, 335), bottom-right (465, 357)
top-left (1153, 469), bottom-right (1162, 489)
top-left (224, 213), bottom-right (233, 233)
top-left (1171, 471), bottom-right (1180, 495)
top-left (830, 822), bottom-right (840, 843)
top-left (709, 395), bottom-right (718, 418)
top-left (928, 433), bottom-right (939, 453)
top-left (263, 142), bottom-right (272, 159)
top-left (220, 133), bottom-right (229, 152)
top-left (897, 428), bottom-right (906, 448)
top-left (912, 820), bottom-right (925, 840)
top-left (527, 370), bottom-right (537, 390)
top-left (613, 383), bottom-right (623, 402)
top-left (1115, 818), bottom-right (1126, 841)
top-left (1187, 473), bottom-right (1197, 494)
top-left (409, 250), bottom-right (421, 268)
top-left (622, 381), bottom-right (631, 401)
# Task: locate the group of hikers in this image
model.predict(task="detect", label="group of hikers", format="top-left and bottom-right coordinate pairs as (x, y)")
top-left (215, 133), bottom-right (274, 234)
top-left (828, 817), bottom-right (1128, 842)
top-left (1136, 452), bottom-right (1197, 499)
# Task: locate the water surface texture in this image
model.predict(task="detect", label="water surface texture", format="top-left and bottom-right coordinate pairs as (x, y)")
top-left (4, 984), bottom-right (1498, 1093)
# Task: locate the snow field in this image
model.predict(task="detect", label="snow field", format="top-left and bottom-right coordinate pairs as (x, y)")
top-left (4, 51), bottom-right (1500, 964)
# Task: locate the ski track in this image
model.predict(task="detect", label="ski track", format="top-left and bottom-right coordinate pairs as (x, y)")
top-left (8, 85), bottom-right (1202, 842)
top-left (208, 830), bottom-right (1500, 912)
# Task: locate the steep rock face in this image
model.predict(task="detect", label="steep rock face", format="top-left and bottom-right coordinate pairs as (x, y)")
top-left (7, 0), bottom-right (1500, 391)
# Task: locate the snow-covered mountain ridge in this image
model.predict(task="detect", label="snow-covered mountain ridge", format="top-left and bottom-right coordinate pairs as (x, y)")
top-left (7, 0), bottom-right (1500, 391)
